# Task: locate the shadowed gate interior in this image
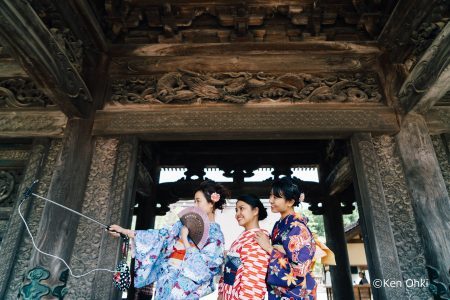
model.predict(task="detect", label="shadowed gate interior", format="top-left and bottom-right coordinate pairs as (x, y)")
top-left (127, 139), bottom-right (360, 300)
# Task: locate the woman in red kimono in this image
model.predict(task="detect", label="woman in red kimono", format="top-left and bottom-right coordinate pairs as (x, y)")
top-left (218, 194), bottom-right (270, 300)
top-left (256, 177), bottom-right (317, 300)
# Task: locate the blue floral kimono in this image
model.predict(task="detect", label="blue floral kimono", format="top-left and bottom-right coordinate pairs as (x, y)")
top-left (267, 213), bottom-right (317, 300)
top-left (133, 220), bottom-right (225, 299)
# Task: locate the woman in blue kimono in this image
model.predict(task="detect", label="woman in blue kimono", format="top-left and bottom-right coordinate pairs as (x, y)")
top-left (109, 180), bottom-right (228, 299)
top-left (255, 177), bottom-right (317, 300)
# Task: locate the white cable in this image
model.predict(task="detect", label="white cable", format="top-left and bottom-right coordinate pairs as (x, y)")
top-left (18, 198), bottom-right (116, 278)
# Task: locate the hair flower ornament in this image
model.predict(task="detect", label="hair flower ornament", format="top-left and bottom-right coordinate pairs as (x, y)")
top-left (210, 192), bottom-right (221, 202)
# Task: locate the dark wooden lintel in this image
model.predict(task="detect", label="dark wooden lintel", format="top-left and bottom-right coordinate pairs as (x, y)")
top-left (110, 41), bottom-right (382, 57)
top-left (108, 41), bottom-right (381, 75)
top-left (93, 104), bottom-right (399, 139)
top-left (110, 52), bottom-right (379, 75)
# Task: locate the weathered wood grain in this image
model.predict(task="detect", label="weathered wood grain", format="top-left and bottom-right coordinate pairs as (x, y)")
top-left (396, 113), bottom-right (450, 289)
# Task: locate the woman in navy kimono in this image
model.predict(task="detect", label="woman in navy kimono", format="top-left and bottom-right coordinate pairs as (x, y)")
top-left (255, 177), bottom-right (317, 300)
top-left (109, 180), bottom-right (228, 299)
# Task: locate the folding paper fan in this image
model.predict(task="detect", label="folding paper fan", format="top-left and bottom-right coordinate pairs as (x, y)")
top-left (178, 206), bottom-right (210, 249)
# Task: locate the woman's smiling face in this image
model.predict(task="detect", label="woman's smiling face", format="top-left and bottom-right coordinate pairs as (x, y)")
top-left (235, 200), bottom-right (258, 228)
top-left (269, 190), bottom-right (294, 214)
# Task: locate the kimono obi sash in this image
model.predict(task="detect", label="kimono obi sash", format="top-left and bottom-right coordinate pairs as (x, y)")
top-left (168, 239), bottom-right (195, 267)
top-left (223, 252), bottom-right (241, 286)
top-left (169, 248), bottom-right (186, 260)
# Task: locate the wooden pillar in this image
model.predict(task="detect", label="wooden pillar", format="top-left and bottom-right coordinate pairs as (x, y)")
top-left (65, 137), bottom-right (138, 299)
top-left (351, 133), bottom-right (407, 300)
top-left (128, 148), bottom-right (159, 300)
top-left (323, 197), bottom-right (355, 300)
top-left (20, 118), bottom-right (94, 298)
top-left (0, 139), bottom-right (51, 298)
top-left (396, 113), bottom-right (450, 290)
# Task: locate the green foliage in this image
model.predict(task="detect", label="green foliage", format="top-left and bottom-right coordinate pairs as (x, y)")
top-left (343, 209), bottom-right (359, 227)
top-left (299, 208), bottom-right (325, 238)
top-left (296, 205), bottom-right (360, 241)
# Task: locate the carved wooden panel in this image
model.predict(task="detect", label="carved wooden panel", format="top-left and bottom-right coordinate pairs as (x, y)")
top-left (350, 133), bottom-right (407, 299)
top-left (0, 111), bottom-right (66, 138)
top-left (63, 137), bottom-right (138, 299)
top-left (0, 78), bottom-right (54, 108)
top-left (92, 137), bottom-right (138, 299)
top-left (66, 137), bottom-right (119, 299)
top-left (0, 169), bottom-right (23, 245)
top-left (0, 139), bottom-right (61, 299)
top-left (372, 135), bottom-right (431, 299)
top-left (109, 71), bottom-right (383, 105)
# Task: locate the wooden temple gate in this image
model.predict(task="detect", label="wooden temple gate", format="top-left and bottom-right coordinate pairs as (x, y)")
top-left (0, 0), bottom-right (449, 299)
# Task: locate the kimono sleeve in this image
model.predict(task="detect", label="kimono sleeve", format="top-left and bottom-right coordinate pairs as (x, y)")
top-left (133, 222), bottom-right (181, 288)
top-left (180, 229), bottom-right (225, 284)
top-left (267, 222), bottom-right (315, 289)
top-left (238, 239), bottom-right (270, 300)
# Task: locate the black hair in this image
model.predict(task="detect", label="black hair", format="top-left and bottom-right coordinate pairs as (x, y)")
top-left (271, 177), bottom-right (303, 207)
top-left (236, 194), bottom-right (268, 220)
top-left (196, 179), bottom-right (229, 211)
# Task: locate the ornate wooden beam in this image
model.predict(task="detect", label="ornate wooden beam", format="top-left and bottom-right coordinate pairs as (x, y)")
top-left (0, 111), bottom-right (66, 138)
top-left (398, 22), bottom-right (450, 114)
top-left (378, 0), bottom-right (440, 63)
top-left (0, 0), bottom-right (93, 118)
top-left (93, 104), bottom-right (399, 139)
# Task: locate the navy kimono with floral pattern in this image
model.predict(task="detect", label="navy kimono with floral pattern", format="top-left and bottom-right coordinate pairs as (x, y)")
top-left (267, 213), bottom-right (317, 300)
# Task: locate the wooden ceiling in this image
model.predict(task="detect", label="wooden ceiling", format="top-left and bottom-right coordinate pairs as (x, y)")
top-left (100, 0), bottom-right (397, 44)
